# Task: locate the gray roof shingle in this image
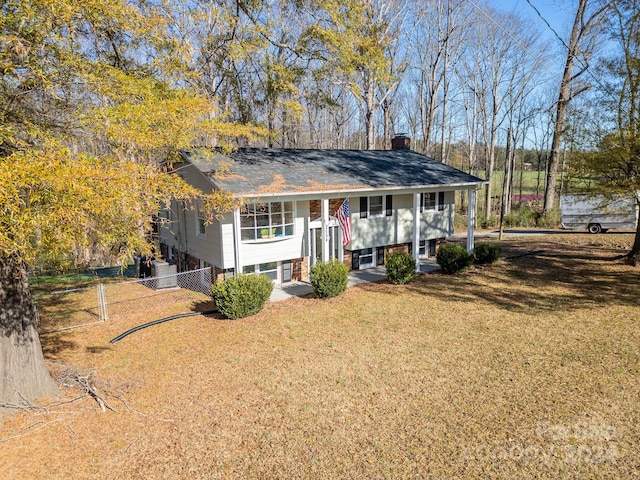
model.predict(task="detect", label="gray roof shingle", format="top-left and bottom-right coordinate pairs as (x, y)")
top-left (184, 148), bottom-right (485, 195)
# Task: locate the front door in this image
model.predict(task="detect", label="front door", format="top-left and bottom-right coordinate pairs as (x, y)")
top-left (309, 218), bottom-right (341, 267)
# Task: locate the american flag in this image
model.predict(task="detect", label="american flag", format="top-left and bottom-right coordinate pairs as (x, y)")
top-left (336, 198), bottom-right (351, 246)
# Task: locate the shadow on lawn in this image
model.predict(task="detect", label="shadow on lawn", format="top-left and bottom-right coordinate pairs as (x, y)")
top-left (403, 241), bottom-right (640, 313)
top-left (41, 333), bottom-right (79, 359)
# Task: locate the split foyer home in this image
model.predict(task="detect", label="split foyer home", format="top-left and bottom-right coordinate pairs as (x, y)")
top-left (158, 136), bottom-right (486, 284)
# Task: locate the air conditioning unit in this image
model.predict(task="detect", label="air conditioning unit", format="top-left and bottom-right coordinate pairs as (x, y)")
top-left (151, 260), bottom-right (178, 289)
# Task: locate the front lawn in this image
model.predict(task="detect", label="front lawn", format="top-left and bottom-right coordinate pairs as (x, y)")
top-left (2, 233), bottom-right (638, 479)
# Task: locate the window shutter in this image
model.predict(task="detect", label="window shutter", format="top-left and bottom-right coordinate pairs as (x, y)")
top-left (360, 197), bottom-right (368, 218)
top-left (420, 193), bottom-right (424, 213)
top-left (438, 192), bottom-right (445, 211)
top-left (385, 195), bottom-right (393, 216)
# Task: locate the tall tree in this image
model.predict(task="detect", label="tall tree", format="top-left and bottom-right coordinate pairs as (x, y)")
top-left (542, 0), bottom-right (611, 213)
top-left (412, 0), bottom-right (469, 159)
top-left (0, 0), bottom-right (254, 405)
top-left (461, 9), bottom-right (540, 219)
top-left (573, 0), bottom-right (640, 263)
top-left (304, 0), bottom-right (409, 150)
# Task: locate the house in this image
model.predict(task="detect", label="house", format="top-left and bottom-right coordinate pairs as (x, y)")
top-left (158, 136), bottom-right (486, 284)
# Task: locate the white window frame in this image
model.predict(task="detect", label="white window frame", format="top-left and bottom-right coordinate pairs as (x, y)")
top-left (418, 240), bottom-right (427, 257)
top-left (369, 195), bottom-right (384, 217)
top-left (421, 192), bottom-right (445, 212)
top-left (243, 261), bottom-right (280, 283)
top-left (240, 201), bottom-right (295, 242)
top-left (360, 195), bottom-right (393, 218)
top-left (196, 201), bottom-right (207, 238)
top-left (358, 248), bottom-right (375, 268)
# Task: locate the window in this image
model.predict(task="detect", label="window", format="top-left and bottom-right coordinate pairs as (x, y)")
top-left (196, 201), bottom-right (207, 237)
top-left (358, 248), bottom-right (374, 268)
top-left (243, 262), bottom-right (279, 283)
top-left (370, 196), bottom-right (383, 216)
top-left (420, 192), bottom-right (446, 212)
top-left (282, 261), bottom-right (292, 282)
top-left (419, 239), bottom-right (438, 257)
top-left (422, 193), bottom-right (436, 211)
top-left (359, 195), bottom-right (393, 218)
top-left (429, 239), bottom-right (437, 256)
top-left (240, 201), bottom-right (294, 241)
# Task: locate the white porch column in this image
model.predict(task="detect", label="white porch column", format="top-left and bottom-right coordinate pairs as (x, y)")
top-left (321, 198), bottom-right (330, 262)
top-left (413, 193), bottom-right (421, 272)
top-left (232, 208), bottom-right (242, 274)
top-left (467, 188), bottom-right (477, 253)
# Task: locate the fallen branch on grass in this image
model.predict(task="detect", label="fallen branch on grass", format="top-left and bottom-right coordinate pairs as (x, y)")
top-left (58, 368), bottom-right (117, 412)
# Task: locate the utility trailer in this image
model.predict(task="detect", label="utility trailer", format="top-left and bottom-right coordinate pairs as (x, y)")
top-left (560, 194), bottom-right (638, 234)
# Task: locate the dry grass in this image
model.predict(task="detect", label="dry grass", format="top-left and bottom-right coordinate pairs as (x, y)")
top-left (1, 233), bottom-right (639, 479)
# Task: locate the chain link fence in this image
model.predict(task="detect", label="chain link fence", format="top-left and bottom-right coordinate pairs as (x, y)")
top-left (35, 267), bottom-right (213, 332)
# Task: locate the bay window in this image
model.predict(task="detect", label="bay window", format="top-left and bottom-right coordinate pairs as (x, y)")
top-left (240, 201), bottom-right (294, 241)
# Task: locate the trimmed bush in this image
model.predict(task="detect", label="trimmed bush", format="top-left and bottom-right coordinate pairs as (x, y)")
top-left (474, 243), bottom-right (502, 264)
top-left (310, 258), bottom-right (349, 299)
top-left (386, 251), bottom-right (416, 284)
top-left (436, 244), bottom-right (474, 274)
top-left (211, 273), bottom-right (273, 319)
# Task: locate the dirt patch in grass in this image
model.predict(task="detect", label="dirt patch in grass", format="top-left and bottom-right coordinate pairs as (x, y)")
top-left (2, 233), bottom-right (639, 479)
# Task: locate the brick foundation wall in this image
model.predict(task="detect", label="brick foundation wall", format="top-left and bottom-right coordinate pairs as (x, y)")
top-left (291, 257), bottom-right (308, 281)
top-left (343, 250), bottom-right (353, 270)
top-left (386, 243), bottom-right (411, 255)
top-left (160, 244), bottom-right (201, 273)
top-left (214, 266), bottom-right (226, 284)
top-left (309, 198), bottom-right (348, 219)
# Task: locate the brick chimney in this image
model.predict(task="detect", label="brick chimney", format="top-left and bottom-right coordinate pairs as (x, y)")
top-left (391, 134), bottom-right (410, 150)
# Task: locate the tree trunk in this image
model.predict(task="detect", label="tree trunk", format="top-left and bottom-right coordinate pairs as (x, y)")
top-left (0, 255), bottom-right (59, 405)
top-left (543, 0), bottom-right (587, 213)
top-left (364, 73), bottom-right (377, 151)
top-left (382, 98), bottom-right (391, 150)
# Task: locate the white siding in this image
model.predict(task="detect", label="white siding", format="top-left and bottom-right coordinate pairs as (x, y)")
top-left (420, 191), bottom-right (455, 239)
top-left (349, 191), bottom-right (454, 250)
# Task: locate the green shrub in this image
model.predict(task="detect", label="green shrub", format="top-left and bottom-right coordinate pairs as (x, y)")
top-left (474, 243), bottom-right (502, 264)
top-left (479, 214), bottom-right (498, 229)
top-left (436, 244), bottom-right (474, 274)
top-left (504, 205), bottom-right (537, 227)
top-left (386, 251), bottom-right (416, 284)
top-left (537, 208), bottom-right (561, 228)
top-left (211, 273), bottom-right (273, 319)
top-left (310, 258), bottom-right (349, 299)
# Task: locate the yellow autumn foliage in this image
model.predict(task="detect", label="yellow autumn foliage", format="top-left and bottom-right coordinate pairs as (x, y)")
top-left (0, 0), bottom-right (260, 270)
